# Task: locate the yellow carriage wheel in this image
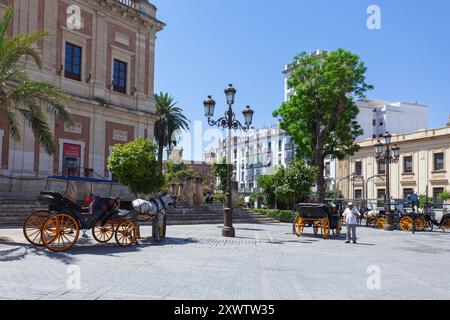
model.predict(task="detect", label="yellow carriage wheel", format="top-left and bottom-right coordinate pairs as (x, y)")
top-left (376, 217), bottom-right (386, 229)
top-left (41, 213), bottom-right (79, 252)
top-left (293, 215), bottom-right (304, 237)
top-left (414, 218), bottom-right (426, 232)
top-left (92, 219), bottom-right (115, 243)
top-left (23, 210), bottom-right (50, 246)
top-left (321, 218), bottom-right (330, 240)
top-left (441, 219), bottom-right (450, 233)
top-left (399, 216), bottom-right (413, 232)
top-left (115, 220), bottom-right (137, 247)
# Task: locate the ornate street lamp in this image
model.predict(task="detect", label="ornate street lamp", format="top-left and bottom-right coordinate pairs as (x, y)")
top-left (374, 132), bottom-right (400, 231)
top-left (203, 84), bottom-right (254, 237)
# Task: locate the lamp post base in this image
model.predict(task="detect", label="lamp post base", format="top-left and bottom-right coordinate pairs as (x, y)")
top-left (222, 226), bottom-right (235, 237)
top-left (222, 207), bottom-right (235, 238)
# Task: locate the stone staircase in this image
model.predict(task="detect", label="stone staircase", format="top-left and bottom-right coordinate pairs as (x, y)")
top-left (166, 202), bottom-right (278, 225)
top-left (0, 199), bottom-right (47, 227)
top-left (0, 200), bottom-right (278, 227)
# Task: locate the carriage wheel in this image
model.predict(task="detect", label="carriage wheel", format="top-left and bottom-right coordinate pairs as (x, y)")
top-left (41, 213), bottom-right (79, 252)
top-left (427, 221), bottom-right (434, 232)
top-left (399, 216), bottom-right (413, 232)
top-left (321, 218), bottom-right (330, 240)
top-left (115, 220), bottom-right (137, 247)
top-left (23, 210), bottom-right (50, 246)
top-left (414, 218), bottom-right (427, 232)
top-left (376, 217), bottom-right (386, 229)
top-left (293, 215), bottom-right (304, 237)
top-left (336, 220), bottom-right (342, 238)
top-left (441, 219), bottom-right (450, 233)
top-left (92, 219), bottom-right (115, 243)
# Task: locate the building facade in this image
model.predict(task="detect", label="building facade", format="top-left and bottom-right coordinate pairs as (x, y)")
top-left (337, 125), bottom-right (450, 207)
top-left (0, 0), bottom-right (164, 197)
top-left (207, 124), bottom-right (295, 194)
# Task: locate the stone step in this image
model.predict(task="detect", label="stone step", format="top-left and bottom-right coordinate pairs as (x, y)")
top-left (167, 218), bottom-right (278, 225)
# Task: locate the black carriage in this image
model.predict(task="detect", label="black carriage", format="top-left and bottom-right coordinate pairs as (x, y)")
top-left (293, 203), bottom-right (342, 239)
top-left (23, 175), bottom-right (137, 252)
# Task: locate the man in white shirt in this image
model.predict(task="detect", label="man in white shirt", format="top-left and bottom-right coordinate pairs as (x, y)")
top-left (342, 202), bottom-right (361, 244)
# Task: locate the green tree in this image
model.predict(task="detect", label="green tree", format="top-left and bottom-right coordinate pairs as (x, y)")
top-left (212, 157), bottom-right (229, 193)
top-left (273, 49), bottom-right (373, 201)
top-left (275, 160), bottom-right (317, 209)
top-left (153, 92), bottom-right (190, 167)
top-left (108, 139), bottom-right (164, 195)
top-left (164, 160), bottom-right (196, 186)
top-left (438, 190), bottom-right (450, 202)
top-left (0, 7), bottom-right (70, 155)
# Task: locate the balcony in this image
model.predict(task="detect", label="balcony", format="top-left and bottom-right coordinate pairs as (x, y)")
top-left (285, 143), bottom-right (295, 150)
top-left (114, 0), bottom-right (157, 16)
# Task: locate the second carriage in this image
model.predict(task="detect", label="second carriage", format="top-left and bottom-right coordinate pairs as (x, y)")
top-left (293, 203), bottom-right (343, 239)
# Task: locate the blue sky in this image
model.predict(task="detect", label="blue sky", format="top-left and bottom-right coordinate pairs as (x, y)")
top-left (151, 0), bottom-right (450, 160)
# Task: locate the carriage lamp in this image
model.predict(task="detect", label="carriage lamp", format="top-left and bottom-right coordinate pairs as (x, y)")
top-left (203, 84), bottom-right (255, 238)
top-left (374, 132), bottom-right (401, 231)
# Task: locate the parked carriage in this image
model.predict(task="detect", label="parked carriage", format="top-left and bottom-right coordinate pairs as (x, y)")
top-left (23, 176), bottom-right (138, 252)
top-left (293, 203), bottom-right (342, 239)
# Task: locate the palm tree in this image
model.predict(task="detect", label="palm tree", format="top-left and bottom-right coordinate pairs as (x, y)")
top-left (153, 92), bottom-right (190, 167)
top-left (0, 7), bottom-right (70, 155)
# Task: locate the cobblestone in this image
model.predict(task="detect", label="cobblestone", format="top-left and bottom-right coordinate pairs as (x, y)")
top-left (1, 223), bottom-right (450, 300)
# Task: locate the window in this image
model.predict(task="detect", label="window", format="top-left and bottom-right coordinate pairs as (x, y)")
top-left (355, 161), bottom-right (362, 176)
top-left (379, 121), bottom-right (384, 126)
top-left (403, 156), bottom-right (413, 173)
top-left (113, 59), bottom-right (127, 94)
top-left (434, 152), bottom-right (444, 171)
top-left (278, 140), bottom-right (282, 150)
top-left (403, 188), bottom-right (414, 199)
top-left (378, 159), bottom-right (386, 175)
top-left (64, 43), bottom-right (82, 81)
top-left (354, 189), bottom-right (362, 199)
top-left (325, 162), bottom-right (331, 176)
top-left (433, 188), bottom-right (445, 209)
top-left (372, 119), bottom-right (376, 126)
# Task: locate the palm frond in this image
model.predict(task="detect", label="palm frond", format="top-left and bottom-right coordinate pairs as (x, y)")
top-left (17, 106), bottom-right (54, 154)
top-left (0, 31), bottom-right (50, 73)
top-left (0, 7), bottom-right (14, 48)
top-left (10, 81), bottom-right (71, 123)
top-left (5, 107), bottom-right (21, 141)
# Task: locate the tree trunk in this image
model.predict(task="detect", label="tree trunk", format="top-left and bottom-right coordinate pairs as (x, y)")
top-left (158, 141), bottom-right (164, 169)
top-left (313, 143), bottom-right (326, 203)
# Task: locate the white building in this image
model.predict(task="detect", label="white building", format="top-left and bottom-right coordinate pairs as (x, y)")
top-left (283, 51), bottom-right (429, 190)
top-left (205, 124), bottom-right (295, 194)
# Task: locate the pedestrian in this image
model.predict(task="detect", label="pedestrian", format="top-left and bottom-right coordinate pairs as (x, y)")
top-left (343, 202), bottom-right (361, 244)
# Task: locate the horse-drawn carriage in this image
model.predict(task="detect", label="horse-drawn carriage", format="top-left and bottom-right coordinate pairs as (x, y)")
top-left (23, 176), bottom-right (175, 252)
top-left (293, 203), bottom-right (342, 239)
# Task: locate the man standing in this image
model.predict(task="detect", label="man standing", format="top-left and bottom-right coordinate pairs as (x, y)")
top-left (343, 202), bottom-right (361, 244)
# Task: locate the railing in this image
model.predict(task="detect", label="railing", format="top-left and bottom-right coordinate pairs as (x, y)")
top-left (285, 143), bottom-right (295, 150)
top-left (116, 0), bottom-right (137, 8)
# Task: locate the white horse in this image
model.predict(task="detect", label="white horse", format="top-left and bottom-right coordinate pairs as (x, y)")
top-left (131, 193), bottom-right (176, 241)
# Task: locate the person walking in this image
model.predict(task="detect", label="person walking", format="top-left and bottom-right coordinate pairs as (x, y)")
top-left (343, 202), bottom-right (361, 244)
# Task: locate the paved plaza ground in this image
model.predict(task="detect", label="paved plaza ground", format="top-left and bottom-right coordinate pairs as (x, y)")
top-left (0, 222), bottom-right (450, 300)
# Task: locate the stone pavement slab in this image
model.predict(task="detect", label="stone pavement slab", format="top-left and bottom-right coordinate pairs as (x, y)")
top-left (1, 223), bottom-right (450, 300)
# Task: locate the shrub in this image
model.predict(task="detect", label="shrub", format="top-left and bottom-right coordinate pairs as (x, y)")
top-left (252, 209), bottom-right (297, 223)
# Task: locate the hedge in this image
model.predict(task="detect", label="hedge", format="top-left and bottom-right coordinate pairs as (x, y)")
top-left (253, 209), bottom-right (297, 223)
